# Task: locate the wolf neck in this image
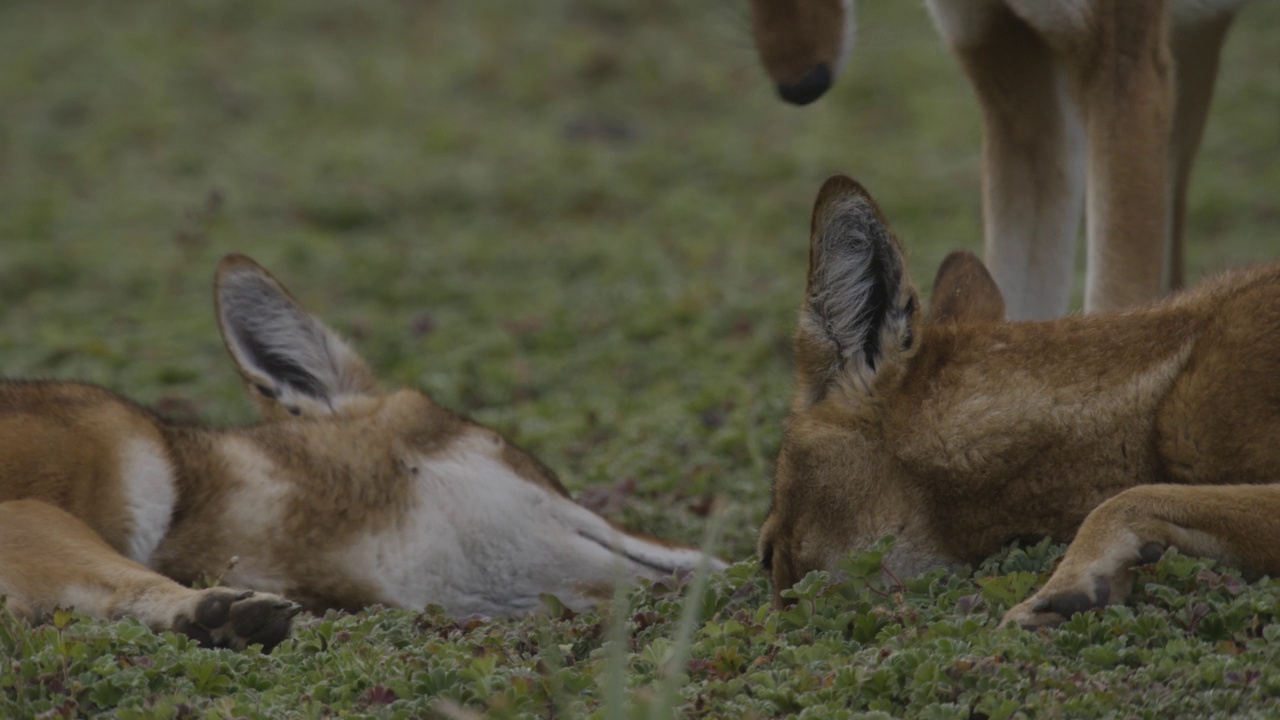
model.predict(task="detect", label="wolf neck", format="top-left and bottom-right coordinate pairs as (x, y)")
top-left (150, 418), bottom-right (411, 604)
top-left (887, 309), bottom-right (1202, 560)
top-left (160, 415), bottom-right (412, 506)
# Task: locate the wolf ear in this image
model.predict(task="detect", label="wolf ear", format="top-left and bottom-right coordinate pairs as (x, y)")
top-left (794, 176), bottom-right (919, 405)
top-left (214, 254), bottom-right (378, 418)
top-left (927, 251), bottom-right (1006, 325)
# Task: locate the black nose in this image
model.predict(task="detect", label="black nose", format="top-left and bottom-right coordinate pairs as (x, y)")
top-left (777, 64), bottom-right (832, 106)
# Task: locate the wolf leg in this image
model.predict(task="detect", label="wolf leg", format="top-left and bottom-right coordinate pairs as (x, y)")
top-left (1003, 484), bottom-right (1280, 628)
top-left (0, 499), bottom-right (300, 651)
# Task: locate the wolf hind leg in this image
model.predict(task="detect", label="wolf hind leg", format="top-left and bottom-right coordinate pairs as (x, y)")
top-left (0, 499), bottom-right (300, 651)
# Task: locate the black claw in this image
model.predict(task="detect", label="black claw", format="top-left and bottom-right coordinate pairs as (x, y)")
top-left (1035, 577), bottom-right (1111, 621)
top-left (1092, 576), bottom-right (1111, 606)
top-left (1139, 542), bottom-right (1166, 565)
top-left (1044, 590), bottom-right (1097, 618)
top-left (172, 617), bottom-right (215, 648)
top-left (230, 600), bottom-right (273, 636)
top-left (193, 593), bottom-right (234, 628)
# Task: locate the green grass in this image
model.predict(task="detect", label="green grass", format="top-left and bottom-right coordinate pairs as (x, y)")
top-left (2, 0), bottom-right (1279, 717)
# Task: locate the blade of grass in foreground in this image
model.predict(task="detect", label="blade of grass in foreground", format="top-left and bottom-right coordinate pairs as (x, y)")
top-left (601, 559), bottom-right (633, 720)
top-left (646, 509), bottom-right (726, 720)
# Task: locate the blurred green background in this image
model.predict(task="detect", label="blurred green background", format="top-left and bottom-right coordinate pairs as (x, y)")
top-left (1, 0), bottom-right (1277, 561)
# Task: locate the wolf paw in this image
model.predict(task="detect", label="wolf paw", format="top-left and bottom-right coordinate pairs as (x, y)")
top-left (172, 588), bottom-right (302, 652)
top-left (1001, 541), bottom-right (1164, 629)
top-left (1001, 576), bottom-right (1111, 629)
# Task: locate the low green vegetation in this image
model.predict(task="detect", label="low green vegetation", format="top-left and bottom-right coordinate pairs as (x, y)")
top-left (8, 544), bottom-right (1280, 718)
top-left (2, 0), bottom-right (1279, 716)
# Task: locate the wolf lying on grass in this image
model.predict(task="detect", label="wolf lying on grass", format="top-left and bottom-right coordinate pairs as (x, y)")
top-left (758, 175), bottom-right (1280, 628)
top-left (0, 254), bottom-right (723, 651)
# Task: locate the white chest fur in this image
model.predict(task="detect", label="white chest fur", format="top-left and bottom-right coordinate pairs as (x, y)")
top-left (118, 437), bottom-right (177, 565)
top-left (344, 434), bottom-right (716, 616)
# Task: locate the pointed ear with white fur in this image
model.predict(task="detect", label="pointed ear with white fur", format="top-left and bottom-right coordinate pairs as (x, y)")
top-left (794, 176), bottom-right (920, 406)
top-left (214, 254), bottom-right (378, 419)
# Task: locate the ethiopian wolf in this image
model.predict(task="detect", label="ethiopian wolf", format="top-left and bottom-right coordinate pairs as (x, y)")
top-left (759, 175), bottom-right (1280, 628)
top-left (0, 254), bottom-right (723, 651)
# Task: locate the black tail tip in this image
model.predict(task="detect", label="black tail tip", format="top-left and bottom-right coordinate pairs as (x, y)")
top-left (777, 64), bottom-right (833, 106)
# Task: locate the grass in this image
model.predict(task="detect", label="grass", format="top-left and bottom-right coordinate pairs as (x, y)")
top-left (2, 0), bottom-right (1279, 716)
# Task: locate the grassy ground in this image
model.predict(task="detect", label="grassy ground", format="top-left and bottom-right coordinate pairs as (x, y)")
top-left (2, 0), bottom-right (1279, 717)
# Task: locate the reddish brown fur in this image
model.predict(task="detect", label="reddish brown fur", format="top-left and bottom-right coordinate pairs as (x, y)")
top-left (925, 251), bottom-right (1006, 325)
top-left (749, 0), bottom-right (846, 88)
top-left (761, 176), bottom-right (1280, 627)
top-left (1, 254), bottom-right (718, 648)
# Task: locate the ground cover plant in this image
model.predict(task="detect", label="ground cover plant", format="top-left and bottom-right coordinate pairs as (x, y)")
top-left (2, 0), bottom-right (1279, 717)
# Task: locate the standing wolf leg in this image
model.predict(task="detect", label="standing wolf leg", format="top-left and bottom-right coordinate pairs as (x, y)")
top-left (0, 500), bottom-right (300, 651)
top-left (1063, 2), bottom-right (1177, 312)
top-left (1003, 485), bottom-right (1280, 628)
top-left (940, 4), bottom-right (1085, 321)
